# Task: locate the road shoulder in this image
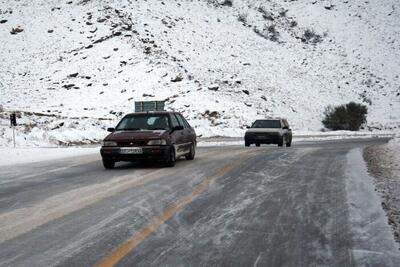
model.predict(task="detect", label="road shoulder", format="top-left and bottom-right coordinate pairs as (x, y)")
top-left (363, 138), bottom-right (400, 244)
top-left (346, 148), bottom-right (400, 266)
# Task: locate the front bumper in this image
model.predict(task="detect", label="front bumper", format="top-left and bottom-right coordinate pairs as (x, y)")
top-left (245, 133), bottom-right (281, 144)
top-left (100, 146), bottom-right (170, 162)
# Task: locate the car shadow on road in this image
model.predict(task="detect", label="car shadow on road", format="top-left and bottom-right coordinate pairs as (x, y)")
top-left (109, 159), bottom-right (186, 170)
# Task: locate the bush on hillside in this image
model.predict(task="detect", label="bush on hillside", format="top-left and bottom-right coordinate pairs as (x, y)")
top-left (258, 6), bottom-right (274, 20)
top-left (221, 0), bottom-right (233, 7)
top-left (238, 12), bottom-right (247, 24)
top-left (253, 24), bottom-right (279, 42)
top-left (322, 102), bottom-right (368, 131)
top-left (302, 28), bottom-right (323, 44)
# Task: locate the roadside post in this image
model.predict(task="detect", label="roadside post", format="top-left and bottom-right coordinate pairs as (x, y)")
top-left (10, 113), bottom-right (17, 148)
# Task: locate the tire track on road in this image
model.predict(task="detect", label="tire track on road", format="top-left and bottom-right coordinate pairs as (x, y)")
top-left (0, 147), bottom-right (248, 243)
top-left (95, 150), bottom-right (255, 267)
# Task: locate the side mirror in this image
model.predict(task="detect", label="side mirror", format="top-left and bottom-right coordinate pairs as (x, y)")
top-left (282, 126), bottom-right (288, 130)
top-left (107, 127), bottom-right (115, 132)
top-left (246, 126), bottom-right (250, 129)
top-left (174, 125), bottom-right (184, 131)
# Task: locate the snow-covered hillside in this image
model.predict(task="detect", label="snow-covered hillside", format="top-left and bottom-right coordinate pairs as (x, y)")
top-left (1, 0), bottom-right (399, 145)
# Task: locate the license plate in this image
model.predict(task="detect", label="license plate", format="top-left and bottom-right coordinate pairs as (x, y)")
top-left (120, 147), bottom-right (143, 154)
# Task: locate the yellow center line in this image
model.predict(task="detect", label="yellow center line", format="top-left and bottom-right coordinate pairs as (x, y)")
top-left (95, 155), bottom-right (248, 267)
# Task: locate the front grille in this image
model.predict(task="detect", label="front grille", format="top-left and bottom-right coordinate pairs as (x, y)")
top-left (251, 133), bottom-right (278, 137)
top-left (257, 133), bottom-right (278, 137)
top-left (117, 140), bottom-right (148, 146)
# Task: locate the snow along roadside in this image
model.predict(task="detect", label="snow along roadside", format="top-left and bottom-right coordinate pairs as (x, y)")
top-left (363, 138), bottom-right (400, 244)
top-left (0, 147), bottom-right (100, 167)
top-left (0, 133), bottom-right (394, 166)
top-left (345, 148), bottom-right (400, 266)
top-left (197, 131), bottom-right (394, 147)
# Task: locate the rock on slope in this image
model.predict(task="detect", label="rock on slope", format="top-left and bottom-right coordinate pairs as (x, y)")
top-left (0, 0), bottom-right (399, 145)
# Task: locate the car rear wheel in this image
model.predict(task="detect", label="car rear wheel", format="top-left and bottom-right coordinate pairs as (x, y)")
top-left (165, 146), bottom-right (176, 167)
top-left (185, 143), bottom-right (195, 160)
top-left (256, 143), bottom-right (260, 147)
top-left (286, 141), bottom-right (292, 147)
top-left (103, 159), bottom-right (115, 169)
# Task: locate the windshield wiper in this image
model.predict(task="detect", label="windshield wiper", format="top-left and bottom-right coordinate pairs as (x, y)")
top-left (149, 127), bottom-right (167, 130)
top-left (120, 128), bottom-right (141, 131)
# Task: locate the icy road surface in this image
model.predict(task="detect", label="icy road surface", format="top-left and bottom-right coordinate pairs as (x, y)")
top-left (0, 139), bottom-right (399, 267)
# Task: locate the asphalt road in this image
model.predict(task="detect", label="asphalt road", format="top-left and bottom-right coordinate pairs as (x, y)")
top-left (0, 139), bottom-right (399, 267)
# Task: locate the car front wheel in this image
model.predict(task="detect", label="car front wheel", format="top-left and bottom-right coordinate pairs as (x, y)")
top-left (186, 143), bottom-right (195, 160)
top-left (278, 136), bottom-right (284, 147)
top-left (103, 159), bottom-right (115, 169)
top-left (166, 146), bottom-right (176, 167)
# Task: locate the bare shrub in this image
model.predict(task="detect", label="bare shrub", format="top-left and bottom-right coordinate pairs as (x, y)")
top-left (279, 9), bottom-right (288, 17)
top-left (258, 6), bottom-right (274, 20)
top-left (290, 20), bottom-right (298, 27)
top-left (254, 24), bottom-right (279, 42)
top-left (302, 28), bottom-right (323, 44)
top-left (238, 12), bottom-right (247, 24)
top-left (266, 24), bottom-right (279, 42)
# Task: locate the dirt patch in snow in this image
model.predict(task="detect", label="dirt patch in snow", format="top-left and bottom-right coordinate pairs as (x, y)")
top-left (363, 140), bottom-right (400, 244)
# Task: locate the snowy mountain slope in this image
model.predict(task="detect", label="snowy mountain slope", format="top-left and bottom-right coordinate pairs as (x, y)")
top-left (0, 0), bottom-right (399, 145)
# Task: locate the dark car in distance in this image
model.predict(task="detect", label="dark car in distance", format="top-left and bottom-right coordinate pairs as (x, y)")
top-left (100, 112), bottom-right (196, 169)
top-left (244, 118), bottom-right (292, 147)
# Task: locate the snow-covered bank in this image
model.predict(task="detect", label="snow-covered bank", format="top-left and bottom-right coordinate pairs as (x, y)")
top-left (0, 147), bottom-right (100, 167)
top-left (364, 138), bottom-right (400, 245)
top-left (346, 148), bottom-right (400, 265)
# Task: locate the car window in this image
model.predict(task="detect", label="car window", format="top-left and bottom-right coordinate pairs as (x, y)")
top-left (181, 116), bottom-right (191, 128)
top-left (283, 120), bottom-right (289, 128)
top-left (251, 120), bottom-right (281, 128)
top-left (170, 114), bottom-right (180, 128)
top-left (116, 114), bottom-right (170, 130)
top-left (175, 114), bottom-right (186, 128)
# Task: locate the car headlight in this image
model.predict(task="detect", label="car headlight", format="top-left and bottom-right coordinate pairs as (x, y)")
top-left (102, 141), bottom-right (118, 146)
top-left (147, 139), bottom-right (167, 145)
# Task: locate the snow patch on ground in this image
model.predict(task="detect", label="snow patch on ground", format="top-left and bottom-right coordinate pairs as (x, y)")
top-left (0, 147), bottom-right (100, 167)
top-left (345, 148), bottom-right (400, 266)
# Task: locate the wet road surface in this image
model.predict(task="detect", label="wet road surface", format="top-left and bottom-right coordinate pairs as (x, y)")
top-left (0, 139), bottom-right (399, 266)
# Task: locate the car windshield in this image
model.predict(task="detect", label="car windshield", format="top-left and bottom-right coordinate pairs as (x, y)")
top-left (115, 114), bottom-right (170, 131)
top-left (251, 120), bottom-right (281, 128)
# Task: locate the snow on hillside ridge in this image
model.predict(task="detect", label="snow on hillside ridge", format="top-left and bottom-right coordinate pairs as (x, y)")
top-left (0, 0), bottom-right (399, 145)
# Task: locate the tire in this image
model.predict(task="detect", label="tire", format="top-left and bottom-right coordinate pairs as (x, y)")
top-left (278, 137), bottom-right (284, 147)
top-left (165, 146), bottom-right (176, 167)
top-left (103, 159), bottom-right (115, 169)
top-left (256, 143), bottom-right (260, 147)
top-left (286, 141), bottom-right (292, 147)
top-left (185, 143), bottom-right (195, 160)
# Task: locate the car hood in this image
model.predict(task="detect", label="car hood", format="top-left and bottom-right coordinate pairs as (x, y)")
top-left (104, 130), bottom-right (168, 141)
top-left (246, 128), bottom-right (283, 134)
